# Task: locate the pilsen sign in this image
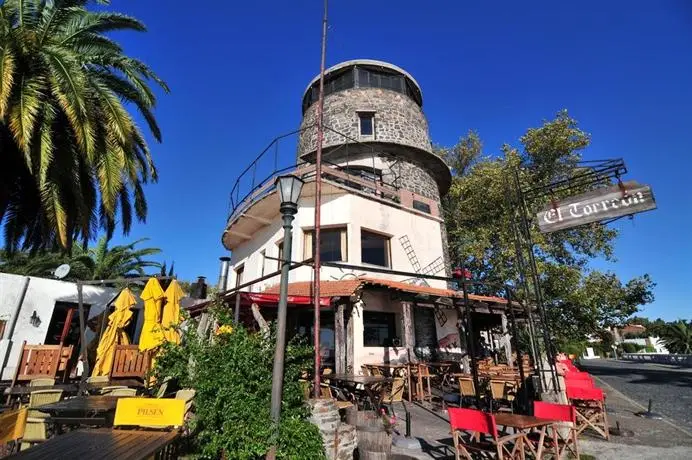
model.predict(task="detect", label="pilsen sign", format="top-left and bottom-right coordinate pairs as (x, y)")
top-left (537, 180), bottom-right (656, 233)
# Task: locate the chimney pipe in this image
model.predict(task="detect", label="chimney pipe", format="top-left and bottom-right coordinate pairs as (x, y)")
top-left (194, 276), bottom-right (207, 299)
top-left (218, 257), bottom-right (231, 292)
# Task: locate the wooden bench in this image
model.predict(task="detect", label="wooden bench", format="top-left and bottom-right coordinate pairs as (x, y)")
top-left (13, 342), bottom-right (74, 382)
top-left (110, 345), bottom-right (150, 380)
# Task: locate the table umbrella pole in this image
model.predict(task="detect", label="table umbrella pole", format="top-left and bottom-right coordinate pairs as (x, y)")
top-left (77, 283), bottom-right (89, 392)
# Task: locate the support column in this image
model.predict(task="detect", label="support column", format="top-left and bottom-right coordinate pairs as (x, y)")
top-left (334, 303), bottom-right (346, 374)
top-left (401, 302), bottom-right (416, 363)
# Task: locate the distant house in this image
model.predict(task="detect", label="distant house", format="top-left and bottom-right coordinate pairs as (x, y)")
top-left (0, 272), bottom-right (138, 380)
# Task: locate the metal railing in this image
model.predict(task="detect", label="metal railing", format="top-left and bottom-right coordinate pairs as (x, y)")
top-left (225, 124), bottom-right (401, 227)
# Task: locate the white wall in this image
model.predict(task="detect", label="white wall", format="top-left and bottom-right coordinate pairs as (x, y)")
top-left (229, 191), bottom-right (447, 291)
top-left (0, 273), bottom-right (118, 380)
top-left (352, 291), bottom-right (407, 371)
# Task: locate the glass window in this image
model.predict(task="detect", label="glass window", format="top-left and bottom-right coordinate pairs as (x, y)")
top-left (235, 265), bottom-right (244, 287)
top-left (412, 200), bottom-right (431, 214)
top-left (361, 230), bottom-right (390, 267)
top-left (363, 312), bottom-right (397, 347)
top-left (304, 227), bottom-right (347, 262)
top-left (359, 113), bottom-right (374, 136)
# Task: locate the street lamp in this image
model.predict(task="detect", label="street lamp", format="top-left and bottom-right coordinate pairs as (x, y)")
top-left (270, 174), bottom-right (304, 429)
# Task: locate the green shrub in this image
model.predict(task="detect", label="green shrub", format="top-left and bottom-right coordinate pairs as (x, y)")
top-left (154, 303), bottom-right (326, 459)
top-left (644, 345), bottom-right (656, 353)
top-left (621, 342), bottom-right (641, 353)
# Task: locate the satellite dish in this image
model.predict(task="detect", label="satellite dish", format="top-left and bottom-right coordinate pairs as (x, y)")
top-left (54, 264), bottom-right (71, 279)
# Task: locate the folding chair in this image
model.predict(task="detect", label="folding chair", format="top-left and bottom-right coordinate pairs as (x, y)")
top-left (566, 386), bottom-right (609, 440)
top-left (448, 408), bottom-right (525, 460)
top-left (531, 401), bottom-right (579, 459)
top-left (100, 385), bottom-right (130, 395)
top-left (361, 365), bottom-right (372, 376)
top-left (23, 389), bottom-right (63, 449)
top-left (104, 388), bottom-right (138, 397)
top-left (29, 378), bottom-right (55, 387)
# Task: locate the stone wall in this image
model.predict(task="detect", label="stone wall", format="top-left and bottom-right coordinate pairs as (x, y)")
top-left (298, 87), bottom-right (432, 156)
top-left (307, 399), bottom-right (357, 460)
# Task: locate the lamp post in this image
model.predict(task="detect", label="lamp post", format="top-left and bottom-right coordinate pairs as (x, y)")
top-left (270, 174), bottom-right (304, 429)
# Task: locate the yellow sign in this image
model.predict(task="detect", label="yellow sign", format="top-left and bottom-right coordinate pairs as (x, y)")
top-left (114, 398), bottom-right (185, 428)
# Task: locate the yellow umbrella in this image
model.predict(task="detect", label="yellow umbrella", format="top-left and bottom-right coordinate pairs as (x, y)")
top-left (162, 280), bottom-right (184, 344)
top-left (92, 288), bottom-right (136, 376)
top-left (138, 277), bottom-right (165, 352)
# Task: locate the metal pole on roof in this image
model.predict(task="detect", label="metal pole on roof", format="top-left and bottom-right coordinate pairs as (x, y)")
top-left (460, 260), bottom-right (482, 409)
top-left (312, 0), bottom-right (328, 398)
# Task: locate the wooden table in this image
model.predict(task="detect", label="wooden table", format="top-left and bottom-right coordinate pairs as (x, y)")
top-left (494, 413), bottom-right (557, 458)
top-left (329, 374), bottom-right (391, 410)
top-left (35, 396), bottom-right (125, 429)
top-left (6, 428), bottom-right (178, 459)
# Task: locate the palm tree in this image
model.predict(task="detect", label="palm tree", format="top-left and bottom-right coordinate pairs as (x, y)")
top-left (0, 0), bottom-right (168, 252)
top-left (660, 321), bottom-right (692, 354)
top-left (0, 236), bottom-right (161, 280)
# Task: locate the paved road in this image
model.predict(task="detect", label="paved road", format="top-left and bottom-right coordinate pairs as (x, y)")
top-left (579, 358), bottom-right (692, 432)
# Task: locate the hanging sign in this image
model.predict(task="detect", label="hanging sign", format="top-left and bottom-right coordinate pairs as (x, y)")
top-left (536, 180), bottom-right (656, 233)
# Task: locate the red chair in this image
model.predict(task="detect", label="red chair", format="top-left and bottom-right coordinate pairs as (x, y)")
top-left (566, 386), bottom-right (609, 440)
top-left (531, 401), bottom-right (579, 458)
top-left (448, 408), bottom-right (525, 459)
top-left (565, 371), bottom-right (592, 380)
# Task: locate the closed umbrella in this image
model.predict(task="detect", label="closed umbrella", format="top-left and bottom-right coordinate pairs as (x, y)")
top-left (162, 279), bottom-right (184, 344)
top-left (92, 288), bottom-right (136, 376)
top-left (138, 277), bottom-right (165, 352)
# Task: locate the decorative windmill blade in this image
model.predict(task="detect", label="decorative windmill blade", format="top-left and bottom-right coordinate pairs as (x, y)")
top-left (420, 256), bottom-right (444, 276)
top-left (434, 305), bottom-right (448, 327)
top-left (399, 235), bottom-right (422, 273)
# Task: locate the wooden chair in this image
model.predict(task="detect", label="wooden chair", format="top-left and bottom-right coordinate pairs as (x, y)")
top-left (448, 408), bottom-right (525, 460)
top-left (369, 365), bottom-right (383, 377)
top-left (110, 345), bottom-right (150, 381)
top-left (566, 386), bottom-right (609, 440)
top-left (86, 375), bottom-right (110, 384)
top-left (0, 407), bottom-right (28, 455)
top-left (175, 389), bottom-right (196, 413)
top-left (361, 365), bottom-right (372, 376)
top-left (100, 385), bottom-right (129, 394)
top-left (415, 364), bottom-right (433, 402)
top-left (530, 401), bottom-right (579, 459)
top-left (6, 342), bottom-right (74, 402)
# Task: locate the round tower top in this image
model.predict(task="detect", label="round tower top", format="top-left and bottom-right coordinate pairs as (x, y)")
top-left (302, 59), bottom-right (423, 113)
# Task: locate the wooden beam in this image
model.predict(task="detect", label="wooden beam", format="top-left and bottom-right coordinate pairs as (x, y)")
top-left (346, 304), bottom-right (354, 373)
top-left (401, 302), bottom-right (416, 363)
top-left (335, 303), bottom-right (346, 373)
top-left (242, 213), bottom-right (272, 225)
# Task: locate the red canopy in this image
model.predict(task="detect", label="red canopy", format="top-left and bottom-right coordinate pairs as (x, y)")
top-left (241, 292), bottom-right (331, 307)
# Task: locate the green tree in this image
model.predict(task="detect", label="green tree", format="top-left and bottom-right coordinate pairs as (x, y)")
top-left (439, 111), bottom-right (655, 344)
top-left (660, 320), bottom-right (692, 354)
top-left (0, 0), bottom-right (168, 252)
top-left (0, 236), bottom-right (161, 280)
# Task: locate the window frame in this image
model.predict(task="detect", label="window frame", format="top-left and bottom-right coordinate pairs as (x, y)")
top-left (363, 311), bottom-right (398, 347)
top-left (234, 264), bottom-right (245, 288)
top-left (303, 226), bottom-right (348, 262)
top-left (360, 228), bottom-right (391, 268)
top-left (259, 249), bottom-right (266, 277)
top-left (357, 111), bottom-right (375, 137)
top-left (276, 240), bottom-right (284, 270)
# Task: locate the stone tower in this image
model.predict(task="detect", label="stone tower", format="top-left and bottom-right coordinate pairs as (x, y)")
top-left (298, 59), bottom-right (452, 273)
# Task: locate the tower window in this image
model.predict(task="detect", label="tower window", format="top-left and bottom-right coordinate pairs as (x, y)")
top-left (361, 229), bottom-right (391, 267)
top-left (358, 112), bottom-right (374, 136)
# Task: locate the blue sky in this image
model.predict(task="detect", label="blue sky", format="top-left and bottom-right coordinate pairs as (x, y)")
top-left (106, 0), bottom-right (691, 320)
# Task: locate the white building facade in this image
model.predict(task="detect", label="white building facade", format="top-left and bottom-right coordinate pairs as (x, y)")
top-left (217, 60), bottom-right (511, 373)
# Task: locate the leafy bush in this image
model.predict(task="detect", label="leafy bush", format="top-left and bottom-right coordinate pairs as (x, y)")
top-left (644, 345), bottom-right (656, 353)
top-left (621, 342), bottom-right (639, 353)
top-left (154, 303), bottom-right (326, 459)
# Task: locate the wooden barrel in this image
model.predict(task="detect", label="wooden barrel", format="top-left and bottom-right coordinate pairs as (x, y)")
top-left (353, 411), bottom-right (392, 459)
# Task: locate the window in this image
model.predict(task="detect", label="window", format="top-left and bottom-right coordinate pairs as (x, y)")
top-left (260, 250), bottom-right (266, 277)
top-left (361, 230), bottom-right (391, 267)
top-left (304, 227), bottom-right (347, 262)
top-left (412, 200), bottom-right (431, 214)
top-left (363, 312), bottom-right (397, 347)
top-left (277, 241), bottom-right (284, 269)
top-left (358, 112), bottom-right (374, 136)
top-left (235, 265), bottom-right (244, 287)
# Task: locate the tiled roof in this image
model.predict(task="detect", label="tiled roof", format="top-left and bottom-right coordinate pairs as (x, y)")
top-left (261, 277), bottom-right (508, 305)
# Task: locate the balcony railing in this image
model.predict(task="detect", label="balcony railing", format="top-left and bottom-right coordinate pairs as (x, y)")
top-left (226, 125), bottom-right (401, 227)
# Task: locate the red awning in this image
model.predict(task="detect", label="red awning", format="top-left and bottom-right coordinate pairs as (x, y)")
top-left (241, 292), bottom-right (331, 307)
